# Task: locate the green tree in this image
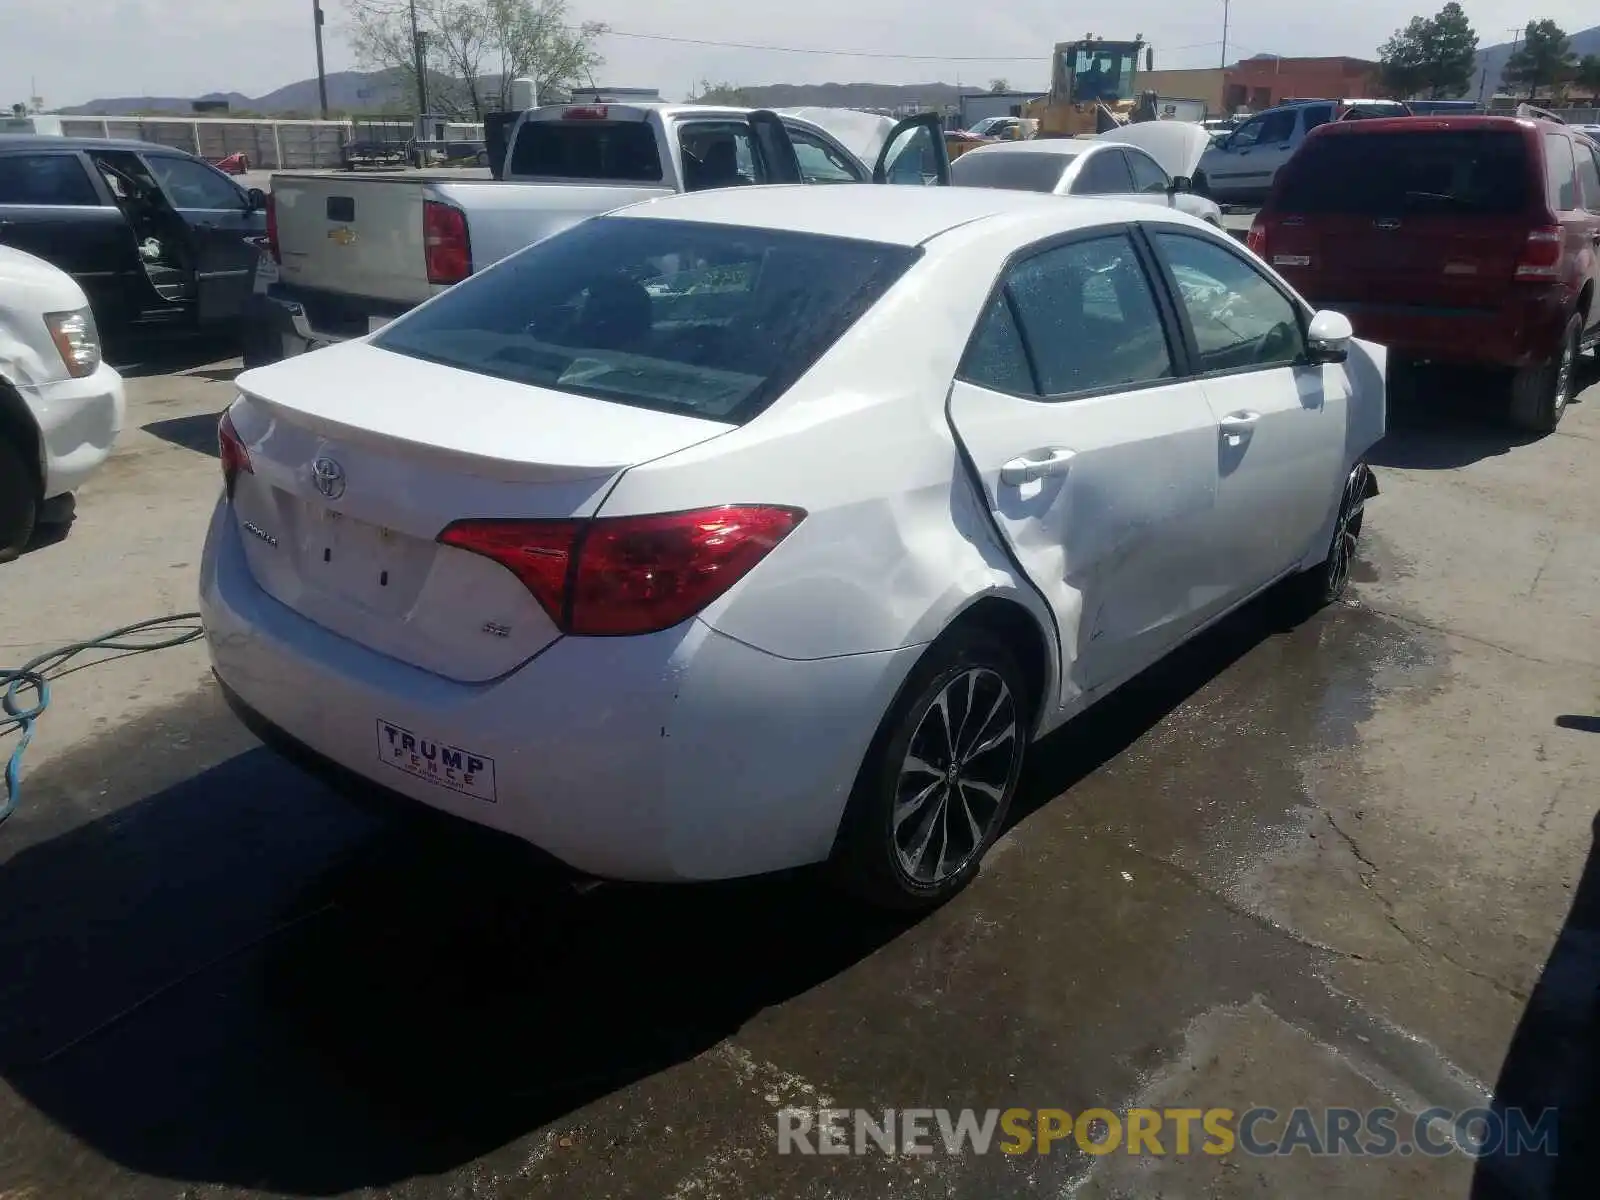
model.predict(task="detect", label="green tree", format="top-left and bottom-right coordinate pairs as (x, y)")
top-left (343, 0), bottom-right (608, 118)
top-left (989, 78), bottom-right (1011, 93)
top-left (690, 80), bottom-right (755, 105)
top-left (1377, 4), bottom-right (1478, 99)
top-left (1572, 54), bottom-right (1600, 103)
top-left (1503, 19), bottom-right (1576, 101)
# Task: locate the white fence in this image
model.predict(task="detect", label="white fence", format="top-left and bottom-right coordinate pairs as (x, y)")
top-left (55, 116), bottom-right (352, 168)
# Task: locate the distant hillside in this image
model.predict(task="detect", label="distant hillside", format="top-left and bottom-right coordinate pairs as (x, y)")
top-left (1476, 24), bottom-right (1600, 96)
top-left (56, 68), bottom-right (432, 117)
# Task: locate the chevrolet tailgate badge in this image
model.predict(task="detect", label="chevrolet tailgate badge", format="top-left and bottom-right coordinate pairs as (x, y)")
top-left (328, 226), bottom-right (357, 246)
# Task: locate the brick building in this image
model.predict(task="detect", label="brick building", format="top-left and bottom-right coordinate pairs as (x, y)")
top-left (1223, 56), bottom-right (1382, 114)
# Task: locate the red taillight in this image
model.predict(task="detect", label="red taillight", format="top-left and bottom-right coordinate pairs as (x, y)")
top-left (563, 106), bottom-right (609, 120)
top-left (438, 505), bottom-right (806, 637)
top-left (423, 199), bottom-right (472, 285)
top-left (218, 410), bottom-right (252, 498)
top-left (1246, 217), bottom-right (1268, 256)
top-left (264, 193), bottom-right (281, 264)
top-left (1514, 225), bottom-right (1562, 280)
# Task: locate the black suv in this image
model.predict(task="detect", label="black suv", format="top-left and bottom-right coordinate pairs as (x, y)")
top-left (0, 134), bottom-right (267, 337)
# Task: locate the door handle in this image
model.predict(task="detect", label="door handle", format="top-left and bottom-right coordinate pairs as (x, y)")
top-left (1001, 448), bottom-right (1075, 486)
top-left (1219, 410), bottom-right (1261, 443)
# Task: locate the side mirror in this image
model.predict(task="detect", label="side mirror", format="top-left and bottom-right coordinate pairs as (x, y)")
top-left (1306, 309), bottom-right (1353, 365)
top-left (245, 187), bottom-right (266, 212)
top-left (1169, 175), bottom-right (1193, 194)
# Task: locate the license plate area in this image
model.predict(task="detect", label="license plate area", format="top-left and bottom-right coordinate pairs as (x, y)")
top-left (295, 499), bottom-right (434, 615)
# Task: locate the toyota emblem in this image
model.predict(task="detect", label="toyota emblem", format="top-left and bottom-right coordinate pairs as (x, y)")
top-left (312, 457), bottom-right (346, 500)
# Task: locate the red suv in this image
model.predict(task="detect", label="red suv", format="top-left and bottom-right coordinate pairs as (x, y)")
top-left (1248, 116), bottom-right (1600, 432)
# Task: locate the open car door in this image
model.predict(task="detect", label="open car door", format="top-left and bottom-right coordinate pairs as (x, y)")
top-left (749, 110), bottom-right (803, 184)
top-left (873, 112), bottom-right (951, 186)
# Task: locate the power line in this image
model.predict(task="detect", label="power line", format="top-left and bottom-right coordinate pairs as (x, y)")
top-left (596, 28), bottom-right (1246, 63)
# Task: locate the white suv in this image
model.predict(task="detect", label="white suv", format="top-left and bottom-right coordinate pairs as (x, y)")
top-left (0, 245), bottom-right (125, 561)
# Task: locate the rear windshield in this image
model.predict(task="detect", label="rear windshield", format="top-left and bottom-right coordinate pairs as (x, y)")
top-left (374, 217), bottom-right (921, 423)
top-left (1275, 130), bottom-right (1529, 215)
top-left (508, 120), bottom-right (663, 181)
top-left (952, 150), bottom-right (1075, 193)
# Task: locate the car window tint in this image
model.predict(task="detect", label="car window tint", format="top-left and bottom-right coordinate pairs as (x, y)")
top-left (1302, 105), bottom-right (1334, 131)
top-left (1274, 131), bottom-right (1528, 215)
top-left (146, 155), bottom-right (242, 209)
top-left (952, 149), bottom-right (1075, 192)
top-left (1073, 149), bottom-right (1134, 195)
top-left (1125, 149), bottom-right (1169, 194)
top-left (510, 120), bottom-right (664, 182)
top-left (787, 129), bottom-right (864, 183)
top-left (1257, 109), bottom-right (1298, 144)
top-left (1544, 133), bottom-right (1578, 211)
top-left (1580, 143), bottom-right (1600, 211)
top-left (374, 216), bottom-right (920, 424)
top-left (679, 121), bottom-right (758, 191)
top-left (960, 294), bottom-right (1035, 394)
top-left (0, 153), bottom-right (101, 206)
top-left (1004, 233), bottom-right (1173, 396)
top-left (1229, 118), bottom-right (1266, 149)
top-left (1155, 232), bottom-right (1305, 372)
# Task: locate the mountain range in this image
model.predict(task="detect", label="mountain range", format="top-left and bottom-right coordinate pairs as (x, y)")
top-left (50, 25), bottom-right (1600, 118)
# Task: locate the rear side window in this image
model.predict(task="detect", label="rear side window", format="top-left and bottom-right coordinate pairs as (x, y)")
top-left (509, 120), bottom-right (663, 182)
top-left (1002, 233), bottom-right (1173, 396)
top-left (1544, 133), bottom-right (1578, 211)
top-left (1274, 131), bottom-right (1529, 215)
top-left (1578, 141), bottom-right (1600, 210)
top-left (374, 217), bottom-right (920, 424)
top-left (1302, 105), bottom-right (1334, 132)
top-left (0, 153), bottom-right (100, 206)
top-left (1073, 150), bottom-right (1134, 195)
top-left (960, 295), bottom-right (1035, 394)
top-left (951, 150), bottom-right (1073, 193)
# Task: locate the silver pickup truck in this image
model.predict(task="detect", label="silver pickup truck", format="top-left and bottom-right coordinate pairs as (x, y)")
top-left (244, 103), bottom-right (948, 365)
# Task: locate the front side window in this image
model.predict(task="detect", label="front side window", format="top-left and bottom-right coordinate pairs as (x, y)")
top-left (0, 153), bottom-right (101, 206)
top-left (1125, 149), bottom-right (1169, 194)
top-left (1256, 109), bottom-right (1299, 146)
top-left (1579, 142), bottom-right (1600, 211)
top-left (1228, 117), bottom-right (1267, 150)
top-left (145, 155), bottom-right (243, 209)
top-left (1154, 232), bottom-right (1305, 373)
top-left (1002, 233), bottom-right (1173, 396)
top-left (1073, 149), bottom-right (1134, 195)
top-left (373, 216), bottom-right (920, 424)
top-left (786, 129), bottom-right (864, 184)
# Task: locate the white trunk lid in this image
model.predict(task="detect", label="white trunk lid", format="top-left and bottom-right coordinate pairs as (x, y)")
top-left (226, 341), bottom-right (734, 681)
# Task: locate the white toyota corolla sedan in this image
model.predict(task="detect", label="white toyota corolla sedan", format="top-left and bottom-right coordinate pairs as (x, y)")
top-left (200, 186), bottom-right (1385, 910)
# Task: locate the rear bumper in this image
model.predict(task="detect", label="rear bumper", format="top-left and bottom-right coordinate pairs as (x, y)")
top-left (1299, 290), bottom-right (1571, 369)
top-left (19, 362), bottom-right (126, 499)
top-left (242, 283), bottom-right (413, 367)
top-left (199, 499), bottom-right (920, 882)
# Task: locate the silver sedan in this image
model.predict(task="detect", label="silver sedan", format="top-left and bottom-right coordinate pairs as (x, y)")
top-left (950, 135), bottom-right (1224, 227)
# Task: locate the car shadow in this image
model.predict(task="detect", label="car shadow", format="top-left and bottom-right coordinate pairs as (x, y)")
top-left (1555, 715), bottom-right (1600, 734)
top-left (108, 332), bottom-right (241, 380)
top-left (1371, 358), bottom-right (1597, 472)
top-left (0, 584), bottom-right (1330, 1194)
top-left (142, 410), bottom-right (223, 458)
top-left (1471, 811), bottom-right (1600, 1200)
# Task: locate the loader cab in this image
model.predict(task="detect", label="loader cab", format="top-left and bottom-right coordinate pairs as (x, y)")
top-left (1051, 38), bottom-right (1144, 106)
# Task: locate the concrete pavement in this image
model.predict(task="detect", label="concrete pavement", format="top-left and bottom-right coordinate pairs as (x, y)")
top-left (0, 346), bottom-right (1596, 1198)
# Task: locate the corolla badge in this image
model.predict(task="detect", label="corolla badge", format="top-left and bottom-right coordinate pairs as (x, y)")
top-left (312, 457), bottom-right (346, 500)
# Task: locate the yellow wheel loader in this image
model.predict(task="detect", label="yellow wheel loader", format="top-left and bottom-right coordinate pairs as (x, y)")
top-left (1025, 35), bottom-right (1161, 138)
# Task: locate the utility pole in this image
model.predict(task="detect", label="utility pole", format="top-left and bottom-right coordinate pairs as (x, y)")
top-left (1220, 0), bottom-right (1230, 70)
top-left (410, 0), bottom-right (430, 119)
top-left (312, 1), bottom-right (329, 118)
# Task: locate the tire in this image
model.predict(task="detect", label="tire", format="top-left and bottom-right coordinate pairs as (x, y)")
top-left (830, 627), bottom-right (1030, 911)
top-left (1285, 460), bottom-right (1371, 614)
top-left (0, 434), bottom-right (39, 564)
top-left (1509, 312), bottom-right (1580, 434)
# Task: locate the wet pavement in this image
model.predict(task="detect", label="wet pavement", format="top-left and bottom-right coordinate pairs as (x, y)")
top-left (1, 358), bottom-right (1598, 1198)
